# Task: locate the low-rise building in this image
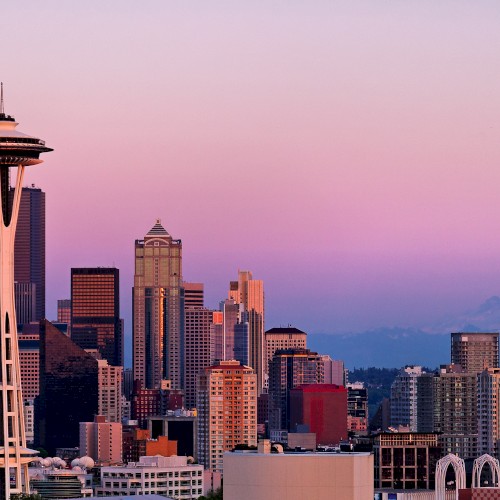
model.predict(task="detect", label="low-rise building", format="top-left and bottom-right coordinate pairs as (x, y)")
top-left (223, 441), bottom-right (373, 500)
top-left (30, 468), bottom-right (93, 499)
top-left (347, 382), bottom-right (368, 432)
top-left (122, 427), bottom-right (177, 463)
top-left (147, 411), bottom-right (198, 460)
top-left (80, 415), bottom-right (122, 465)
top-left (373, 432), bottom-right (441, 490)
top-left (95, 456), bottom-right (203, 499)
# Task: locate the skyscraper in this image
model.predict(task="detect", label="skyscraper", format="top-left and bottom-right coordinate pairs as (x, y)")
top-left (133, 220), bottom-right (184, 389)
top-left (71, 267), bottom-right (123, 366)
top-left (10, 186), bottom-right (45, 324)
top-left (268, 348), bottom-right (324, 433)
top-left (97, 359), bottom-right (123, 424)
top-left (0, 89), bottom-right (52, 497)
top-left (183, 283), bottom-right (216, 409)
top-left (214, 299), bottom-right (249, 365)
top-left (197, 360), bottom-right (257, 473)
top-left (451, 332), bottom-right (499, 373)
top-left (430, 364), bottom-right (478, 459)
top-left (265, 326), bottom-right (307, 374)
top-left (229, 271), bottom-right (264, 393)
top-left (57, 299), bottom-right (71, 326)
top-left (14, 282), bottom-right (36, 325)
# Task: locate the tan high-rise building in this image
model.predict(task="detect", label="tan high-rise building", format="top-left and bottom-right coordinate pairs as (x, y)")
top-left (98, 359), bottom-right (123, 424)
top-left (431, 364), bottom-right (478, 459)
top-left (197, 360), bottom-right (257, 473)
top-left (229, 271), bottom-right (264, 393)
top-left (265, 327), bottom-right (307, 375)
top-left (133, 220), bottom-right (183, 389)
top-left (19, 333), bottom-right (40, 401)
top-left (478, 367), bottom-right (500, 457)
top-left (79, 415), bottom-right (122, 465)
top-left (183, 283), bottom-right (216, 409)
top-left (451, 332), bottom-right (499, 373)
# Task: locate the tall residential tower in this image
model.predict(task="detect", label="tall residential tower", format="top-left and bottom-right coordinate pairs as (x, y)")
top-left (0, 88), bottom-right (52, 497)
top-left (451, 332), bottom-right (499, 373)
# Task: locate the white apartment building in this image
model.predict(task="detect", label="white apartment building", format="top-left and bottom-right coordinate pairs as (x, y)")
top-left (390, 366), bottom-right (423, 431)
top-left (478, 367), bottom-right (500, 457)
top-left (95, 456), bottom-right (203, 499)
top-left (24, 400), bottom-right (35, 445)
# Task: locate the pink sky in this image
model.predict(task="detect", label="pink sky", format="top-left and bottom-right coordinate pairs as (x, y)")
top-left (2, 1), bottom-right (500, 352)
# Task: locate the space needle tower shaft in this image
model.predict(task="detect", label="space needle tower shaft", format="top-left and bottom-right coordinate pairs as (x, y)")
top-left (0, 84), bottom-right (52, 499)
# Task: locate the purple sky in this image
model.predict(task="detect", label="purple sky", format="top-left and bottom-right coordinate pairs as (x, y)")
top-left (3, 1), bottom-right (500, 349)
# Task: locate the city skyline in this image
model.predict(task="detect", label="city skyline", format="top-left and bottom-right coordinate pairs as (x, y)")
top-left (2, 1), bottom-right (500, 348)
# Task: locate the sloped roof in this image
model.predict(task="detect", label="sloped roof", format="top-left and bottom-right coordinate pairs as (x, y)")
top-left (147, 219), bottom-right (169, 237)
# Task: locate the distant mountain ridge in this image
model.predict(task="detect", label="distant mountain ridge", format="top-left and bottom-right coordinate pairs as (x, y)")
top-left (422, 295), bottom-right (500, 335)
top-left (308, 296), bottom-right (500, 370)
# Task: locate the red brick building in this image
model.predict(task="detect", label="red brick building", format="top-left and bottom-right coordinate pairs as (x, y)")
top-left (289, 384), bottom-right (347, 446)
top-left (131, 380), bottom-right (183, 428)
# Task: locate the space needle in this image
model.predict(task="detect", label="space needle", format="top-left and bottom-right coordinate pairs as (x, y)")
top-left (0, 84), bottom-right (52, 498)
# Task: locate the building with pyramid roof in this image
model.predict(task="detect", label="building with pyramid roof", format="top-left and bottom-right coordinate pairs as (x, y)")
top-left (133, 220), bottom-right (184, 390)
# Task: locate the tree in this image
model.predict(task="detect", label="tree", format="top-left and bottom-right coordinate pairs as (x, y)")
top-left (11, 494), bottom-right (43, 500)
top-left (198, 487), bottom-right (223, 499)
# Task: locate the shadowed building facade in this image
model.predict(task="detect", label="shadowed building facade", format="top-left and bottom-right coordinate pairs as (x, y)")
top-left (268, 348), bottom-right (324, 433)
top-left (133, 220), bottom-right (184, 390)
top-left (10, 186), bottom-right (45, 325)
top-left (71, 267), bottom-right (123, 367)
top-left (36, 320), bottom-right (99, 455)
top-left (184, 283), bottom-right (216, 410)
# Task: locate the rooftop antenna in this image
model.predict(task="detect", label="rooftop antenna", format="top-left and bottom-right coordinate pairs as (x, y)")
top-left (0, 82), bottom-right (4, 115)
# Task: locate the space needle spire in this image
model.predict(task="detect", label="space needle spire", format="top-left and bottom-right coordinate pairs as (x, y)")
top-left (0, 86), bottom-right (53, 498)
top-left (0, 83), bottom-right (4, 115)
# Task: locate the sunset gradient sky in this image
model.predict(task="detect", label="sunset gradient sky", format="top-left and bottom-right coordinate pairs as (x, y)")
top-left (2, 1), bottom-right (500, 356)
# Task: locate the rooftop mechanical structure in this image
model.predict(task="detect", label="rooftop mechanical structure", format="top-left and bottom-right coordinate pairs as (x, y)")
top-left (0, 84), bottom-right (52, 498)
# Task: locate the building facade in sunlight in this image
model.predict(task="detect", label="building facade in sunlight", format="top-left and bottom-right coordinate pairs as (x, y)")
top-left (71, 267), bottom-right (123, 366)
top-left (133, 220), bottom-right (184, 389)
top-left (229, 271), bottom-right (264, 393)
